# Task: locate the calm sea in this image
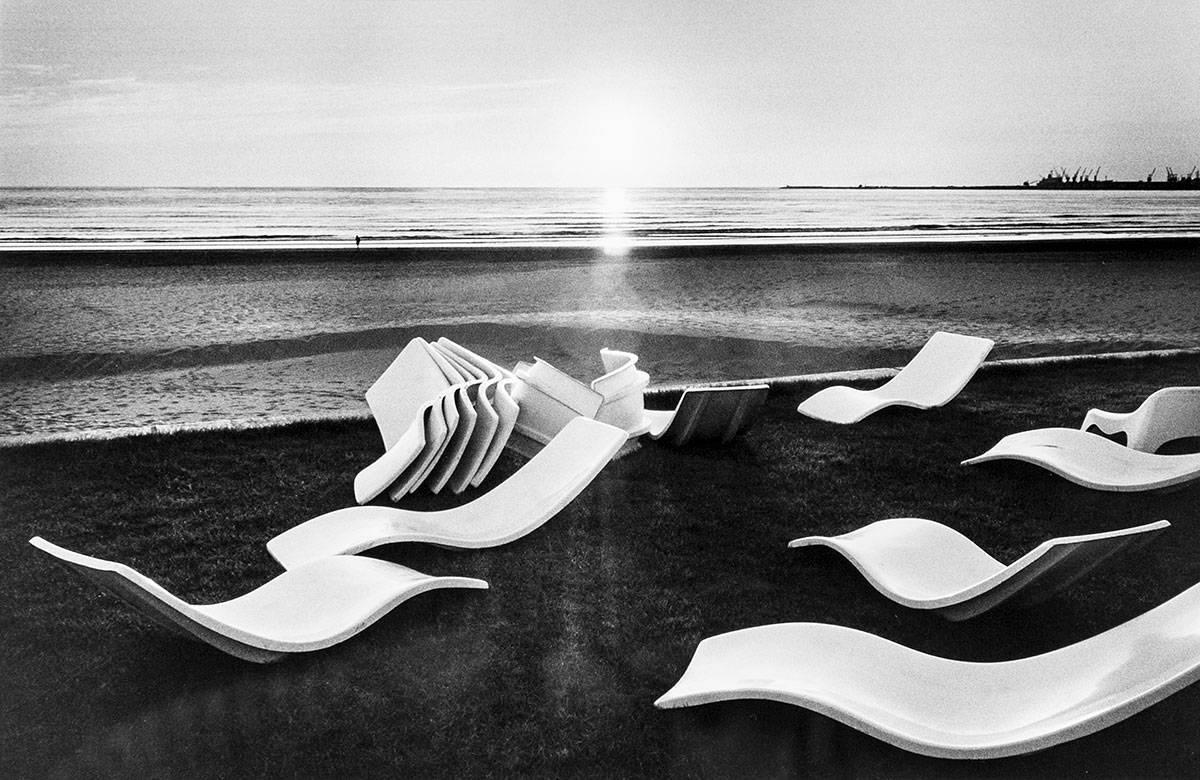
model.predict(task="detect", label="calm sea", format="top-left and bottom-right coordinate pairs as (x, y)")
top-left (2, 187), bottom-right (1198, 443)
top-left (4, 186), bottom-right (1200, 249)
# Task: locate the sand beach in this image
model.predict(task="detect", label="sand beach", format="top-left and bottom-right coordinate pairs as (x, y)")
top-left (3, 236), bottom-right (1199, 443)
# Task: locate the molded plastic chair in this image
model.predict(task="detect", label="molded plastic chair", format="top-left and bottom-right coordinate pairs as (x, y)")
top-left (425, 383), bottom-right (479, 494)
top-left (447, 379), bottom-right (501, 494)
top-left (472, 378), bottom-right (519, 488)
top-left (1082, 386), bottom-right (1200, 453)
top-left (646, 385), bottom-right (770, 446)
top-left (359, 339), bottom-right (521, 501)
top-left (511, 358), bottom-right (605, 444)
top-left (354, 402), bottom-right (432, 504)
top-left (963, 427), bottom-right (1200, 492)
top-left (592, 348), bottom-right (651, 434)
top-left (390, 388), bottom-right (460, 499)
top-left (268, 417), bottom-right (628, 569)
top-left (436, 337), bottom-right (514, 381)
top-left (29, 537), bottom-right (487, 663)
top-left (424, 338), bottom-right (471, 383)
top-left (366, 338), bottom-right (451, 450)
top-left (797, 332), bottom-right (994, 424)
top-left (656, 579), bottom-right (1200, 758)
top-left (790, 517), bottom-right (1169, 620)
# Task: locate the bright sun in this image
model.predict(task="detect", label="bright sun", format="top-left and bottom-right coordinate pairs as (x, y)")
top-left (580, 98), bottom-right (642, 186)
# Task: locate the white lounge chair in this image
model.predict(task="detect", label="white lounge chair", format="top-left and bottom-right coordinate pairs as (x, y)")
top-left (366, 338), bottom-right (451, 450)
top-left (268, 417), bottom-right (628, 569)
top-left (646, 385), bottom-right (769, 446)
top-left (447, 380), bottom-right (501, 494)
top-left (511, 358), bottom-right (605, 444)
top-left (353, 403), bottom-right (432, 504)
top-left (963, 427), bottom-right (1200, 492)
top-left (592, 348), bottom-right (651, 434)
top-left (389, 387), bottom-right (460, 499)
top-left (790, 517), bottom-right (1169, 620)
top-left (435, 336), bottom-right (514, 381)
top-left (796, 332), bottom-right (994, 424)
top-left (425, 383), bottom-right (479, 494)
top-left (1082, 386), bottom-right (1200, 453)
top-left (29, 537), bottom-right (486, 663)
top-left (656, 579), bottom-right (1200, 758)
top-left (471, 378), bottom-right (519, 488)
top-left (359, 339), bottom-right (523, 501)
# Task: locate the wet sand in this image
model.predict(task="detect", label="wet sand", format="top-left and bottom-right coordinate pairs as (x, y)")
top-left (2, 237), bottom-right (1198, 441)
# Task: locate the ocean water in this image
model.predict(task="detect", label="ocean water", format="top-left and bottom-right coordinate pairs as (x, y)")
top-left (1, 187), bottom-right (1198, 443)
top-left (4, 186), bottom-right (1200, 249)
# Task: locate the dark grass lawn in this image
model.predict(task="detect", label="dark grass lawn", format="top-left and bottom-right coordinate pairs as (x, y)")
top-left (2, 354), bottom-right (1199, 778)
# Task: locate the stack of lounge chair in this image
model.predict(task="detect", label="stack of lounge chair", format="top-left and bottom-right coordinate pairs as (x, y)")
top-left (359, 338), bottom-right (771, 499)
top-left (355, 337), bottom-right (521, 503)
top-left (29, 337), bottom-right (769, 662)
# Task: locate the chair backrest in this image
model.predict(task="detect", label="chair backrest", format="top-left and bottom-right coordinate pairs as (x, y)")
top-left (366, 338), bottom-right (451, 450)
top-left (881, 332), bottom-right (994, 406)
top-left (1125, 387), bottom-right (1200, 452)
top-left (666, 385), bottom-right (769, 445)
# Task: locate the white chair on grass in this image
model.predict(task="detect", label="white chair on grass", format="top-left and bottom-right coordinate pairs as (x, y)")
top-left (797, 332), bottom-right (994, 424)
top-left (511, 358), bottom-right (606, 445)
top-left (356, 339), bottom-right (520, 502)
top-left (963, 428), bottom-right (1200, 492)
top-left (29, 537), bottom-right (486, 663)
top-left (1082, 386), bottom-right (1200, 453)
top-left (510, 350), bottom-right (655, 446)
top-left (790, 517), bottom-right (1169, 620)
top-left (591, 348), bottom-right (652, 435)
top-left (268, 417), bottom-right (628, 569)
top-left (365, 337), bottom-right (452, 449)
top-left (656, 579), bottom-right (1200, 758)
top-left (646, 384), bottom-right (769, 446)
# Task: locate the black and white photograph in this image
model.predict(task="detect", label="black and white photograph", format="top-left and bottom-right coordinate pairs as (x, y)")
top-left (2, 1), bottom-right (1199, 776)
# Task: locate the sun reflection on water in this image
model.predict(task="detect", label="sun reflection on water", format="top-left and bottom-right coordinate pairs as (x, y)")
top-left (600, 187), bottom-right (631, 256)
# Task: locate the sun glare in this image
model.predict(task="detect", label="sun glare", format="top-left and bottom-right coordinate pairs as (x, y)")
top-left (582, 98), bottom-right (642, 187)
top-left (600, 186), bottom-right (631, 256)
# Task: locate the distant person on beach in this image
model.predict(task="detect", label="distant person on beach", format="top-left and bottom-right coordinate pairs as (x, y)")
top-left (355, 235), bottom-right (361, 249)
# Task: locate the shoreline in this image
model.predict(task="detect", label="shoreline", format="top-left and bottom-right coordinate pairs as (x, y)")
top-left (2, 234), bottom-right (1199, 266)
top-left (6, 347), bottom-right (1197, 449)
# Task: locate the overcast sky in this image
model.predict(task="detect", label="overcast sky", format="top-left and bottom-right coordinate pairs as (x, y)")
top-left (2, 0), bottom-right (1197, 187)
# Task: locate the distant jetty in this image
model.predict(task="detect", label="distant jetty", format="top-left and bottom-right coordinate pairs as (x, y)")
top-left (783, 165), bottom-right (1200, 191)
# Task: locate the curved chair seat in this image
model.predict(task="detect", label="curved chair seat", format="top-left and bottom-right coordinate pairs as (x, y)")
top-left (447, 380), bottom-right (501, 494)
top-left (592, 348), bottom-right (651, 433)
top-left (354, 406), bottom-right (431, 504)
top-left (472, 379), bottom-right (519, 488)
top-left (360, 339), bottom-right (522, 502)
top-left (511, 358), bottom-right (606, 444)
top-left (268, 417), bottom-right (628, 569)
top-left (790, 517), bottom-right (1169, 620)
top-left (797, 332), bottom-right (994, 424)
top-left (1082, 386), bottom-right (1200, 453)
top-left (366, 338), bottom-right (451, 450)
top-left (963, 427), bottom-right (1200, 492)
top-left (29, 537), bottom-right (487, 663)
top-left (390, 388), bottom-right (459, 499)
top-left (656, 579), bottom-right (1200, 758)
top-left (646, 384), bottom-right (769, 446)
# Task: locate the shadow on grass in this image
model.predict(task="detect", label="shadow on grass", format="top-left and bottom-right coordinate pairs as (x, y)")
top-left (2, 354), bottom-right (1199, 777)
